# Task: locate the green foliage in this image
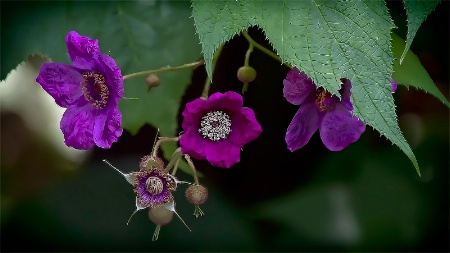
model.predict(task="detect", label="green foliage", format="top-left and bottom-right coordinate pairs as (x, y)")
top-left (192, 0), bottom-right (420, 175)
top-left (392, 33), bottom-right (449, 107)
top-left (1, 1), bottom-right (201, 174)
top-left (400, 0), bottom-right (442, 63)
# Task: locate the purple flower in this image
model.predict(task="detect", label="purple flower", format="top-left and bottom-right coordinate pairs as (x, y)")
top-left (104, 156), bottom-right (178, 218)
top-left (133, 165), bottom-right (177, 209)
top-left (36, 31), bottom-right (123, 149)
top-left (180, 91), bottom-right (262, 168)
top-left (391, 79), bottom-right (397, 93)
top-left (283, 68), bottom-right (365, 151)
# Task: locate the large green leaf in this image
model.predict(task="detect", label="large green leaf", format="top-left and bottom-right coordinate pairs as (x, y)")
top-left (191, 0), bottom-right (255, 78)
top-left (1, 1), bottom-right (201, 173)
top-left (400, 0), bottom-right (442, 63)
top-left (192, 0), bottom-right (420, 175)
top-left (392, 33), bottom-right (449, 108)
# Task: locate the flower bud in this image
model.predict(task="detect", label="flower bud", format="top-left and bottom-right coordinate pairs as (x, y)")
top-left (148, 206), bottom-right (173, 226)
top-left (146, 74), bottom-right (160, 89)
top-left (139, 155), bottom-right (164, 171)
top-left (237, 66), bottom-right (256, 83)
top-left (185, 184), bottom-right (208, 205)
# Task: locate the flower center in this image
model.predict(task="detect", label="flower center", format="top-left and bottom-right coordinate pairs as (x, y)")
top-left (81, 71), bottom-right (109, 109)
top-left (198, 110), bottom-right (232, 141)
top-left (145, 176), bottom-right (164, 195)
top-left (315, 88), bottom-right (332, 112)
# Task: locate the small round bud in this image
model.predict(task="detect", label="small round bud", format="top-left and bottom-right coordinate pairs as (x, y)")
top-left (185, 184), bottom-right (208, 205)
top-left (148, 206), bottom-right (173, 226)
top-left (145, 74), bottom-right (160, 88)
top-left (237, 66), bottom-right (256, 83)
top-left (139, 155), bottom-right (164, 171)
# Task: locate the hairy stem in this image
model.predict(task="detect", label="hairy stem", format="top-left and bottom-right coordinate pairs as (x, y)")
top-left (123, 60), bottom-right (204, 80)
top-left (184, 154), bottom-right (200, 185)
top-left (152, 136), bottom-right (181, 157)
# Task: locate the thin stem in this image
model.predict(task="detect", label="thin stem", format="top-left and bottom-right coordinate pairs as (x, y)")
top-left (152, 136), bottom-right (180, 157)
top-left (201, 44), bottom-right (224, 99)
top-left (171, 157), bottom-right (181, 176)
top-left (244, 43), bottom-right (254, 66)
top-left (164, 151), bottom-right (183, 173)
top-left (123, 60), bottom-right (204, 80)
top-left (184, 154), bottom-right (199, 185)
top-left (241, 31), bottom-right (292, 68)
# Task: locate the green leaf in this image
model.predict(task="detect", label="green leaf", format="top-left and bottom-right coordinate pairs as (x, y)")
top-left (1, 1), bottom-right (201, 175)
top-left (392, 33), bottom-right (449, 108)
top-left (192, 0), bottom-right (420, 175)
top-left (400, 0), bottom-right (442, 63)
top-left (191, 0), bottom-right (255, 77)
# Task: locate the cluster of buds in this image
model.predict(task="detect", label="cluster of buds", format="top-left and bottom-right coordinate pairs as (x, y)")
top-left (103, 136), bottom-right (209, 241)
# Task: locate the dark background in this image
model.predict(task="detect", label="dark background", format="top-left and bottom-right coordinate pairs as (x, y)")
top-left (1, 0), bottom-right (448, 251)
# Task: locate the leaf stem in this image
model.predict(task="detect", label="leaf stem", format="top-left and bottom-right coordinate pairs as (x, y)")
top-left (241, 31), bottom-right (291, 68)
top-left (201, 44), bottom-right (224, 99)
top-left (123, 60), bottom-right (204, 80)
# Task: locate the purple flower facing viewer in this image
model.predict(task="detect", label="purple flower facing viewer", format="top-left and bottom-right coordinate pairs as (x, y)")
top-left (283, 68), bottom-right (365, 152)
top-left (36, 31), bottom-right (124, 149)
top-left (133, 164), bottom-right (177, 209)
top-left (180, 91), bottom-right (262, 168)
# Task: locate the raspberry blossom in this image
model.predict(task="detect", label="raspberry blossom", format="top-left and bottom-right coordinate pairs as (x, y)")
top-left (103, 156), bottom-right (179, 219)
top-left (283, 68), bottom-right (365, 151)
top-left (36, 31), bottom-right (124, 149)
top-left (180, 91), bottom-right (262, 168)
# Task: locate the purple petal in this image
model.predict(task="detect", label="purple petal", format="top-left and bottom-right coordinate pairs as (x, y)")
top-left (60, 104), bottom-right (96, 149)
top-left (285, 102), bottom-right (321, 152)
top-left (181, 97), bottom-right (207, 130)
top-left (391, 79), bottom-right (397, 93)
top-left (229, 107), bottom-right (262, 147)
top-left (206, 91), bottom-right (243, 113)
top-left (319, 104), bottom-right (366, 151)
top-left (65, 31), bottom-right (100, 70)
top-left (93, 106), bottom-right (123, 149)
top-left (94, 54), bottom-right (124, 104)
top-left (180, 129), bottom-right (206, 160)
top-left (36, 63), bottom-right (83, 108)
top-left (338, 78), bottom-right (353, 111)
top-left (204, 140), bottom-right (241, 168)
top-left (283, 67), bottom-right (316, 105)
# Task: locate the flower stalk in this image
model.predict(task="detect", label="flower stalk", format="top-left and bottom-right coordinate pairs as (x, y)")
top-left (184, 154), bottom-right (199, 185)
top-left (123, 60), bottom-right (204, 80)
top-left (242, 43), bottom-right (254, 93)
top-left (241, 31), bottom-right (292, 69)
top-left (152, 136), bottom-right (181, 157)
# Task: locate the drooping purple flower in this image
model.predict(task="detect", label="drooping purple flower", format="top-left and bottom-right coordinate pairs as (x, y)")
top-left (180, 91), bottom-right (262, 168)
top-left (283, 67), bottom-right (365, 151)
top-left (36, 31), bottom-right (123, 149)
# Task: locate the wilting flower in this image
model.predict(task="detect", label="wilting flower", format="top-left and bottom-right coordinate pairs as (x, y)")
top-left (36, 31), bottom-right (123, 149)
top-left (180, 91), bottom-right (262, 168)
top-left (105, 156), bottom-right (178, 214)
top-left (283, 68), bottom-right (365, 151)
top-left (103, 156), bottom-right (191, 229)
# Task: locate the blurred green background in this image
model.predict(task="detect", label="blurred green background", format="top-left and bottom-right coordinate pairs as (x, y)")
top-left (1, 0), bottom-right (448, 251)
